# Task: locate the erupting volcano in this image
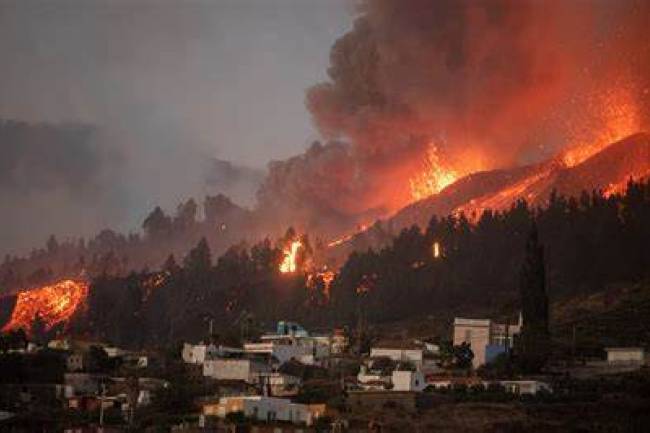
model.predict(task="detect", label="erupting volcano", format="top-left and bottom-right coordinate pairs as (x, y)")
top-left (1, 279), bottom-right (89, 333)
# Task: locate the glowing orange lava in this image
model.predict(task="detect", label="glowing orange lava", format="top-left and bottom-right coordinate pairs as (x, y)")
top-left (327, 223), bottom-right (368, 248)
top-left (279, 240), bottom-right (302, 273)
top-left (561, 87), bottom-right (640, 167)
top-left (410, 143), bottom-right (458, 201)
top-left (2, 279), bottom-right (90, 332)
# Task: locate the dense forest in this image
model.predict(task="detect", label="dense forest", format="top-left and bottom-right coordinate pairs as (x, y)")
top-left (66, 179), bottom-right (650, 349)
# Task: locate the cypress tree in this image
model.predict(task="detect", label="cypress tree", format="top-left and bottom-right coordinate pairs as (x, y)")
top-left (517, 222), bottom-right (550, 373)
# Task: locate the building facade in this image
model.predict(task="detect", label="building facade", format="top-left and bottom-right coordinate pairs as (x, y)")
top-left (206, 396), bottom-right (325, 426)
top-left (453, 316), bottom-right (522, 368)
top-left (202, 358), bottom-right (271, 384)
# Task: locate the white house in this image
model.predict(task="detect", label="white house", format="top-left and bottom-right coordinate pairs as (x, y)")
top-left (391, 370), bottom-right (426, 392)
top-left (453, 315), bottom-right (522, 368)
top-left (182, 343), bottom-right (217, 364)
top-left (206, 396), bottom-right (325, 426)
top-left (244, 340), bottom-right (313, 365)
top-left (249, 322), bottom-right (332, 366)
top-left (499, 380), bottom-right (551, 395)
top-left (605, 347), bottom-right (645, 365)
top-left (369, 347), bottom-right (424, 369)
top-left (202, 357), bottom-right (271, 383)
top-left (357, 364), bottom-right (392, 391)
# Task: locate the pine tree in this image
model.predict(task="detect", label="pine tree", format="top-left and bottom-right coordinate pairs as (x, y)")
top-left (516, 223), bottom-right (550, 373)
top-left (183, 237), bottom-right (212, 273)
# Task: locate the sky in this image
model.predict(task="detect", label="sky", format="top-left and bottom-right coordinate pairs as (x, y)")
top-left (0, 0), bottom-right (354, 255)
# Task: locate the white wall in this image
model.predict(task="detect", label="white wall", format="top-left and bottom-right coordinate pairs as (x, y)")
top-left (606, 349), bottom-right (645, 363)
top-left (244, 341), bottom-right (312, 364)
top-left (217, 397), bottom-right (318, 426)
top-left (453, 319), bottom-right (491, 368)
top-left (203, 359), bottom-right (270, 383)
top-left (370, 348), bottom-right (423, 367)
top-left (392, 370), bottom-right (426, 392)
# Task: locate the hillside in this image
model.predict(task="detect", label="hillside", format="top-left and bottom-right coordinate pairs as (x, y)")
top-left (551, 280), bottom-right (650, 355)
top-left (390, 133), bottom-right (650, 233)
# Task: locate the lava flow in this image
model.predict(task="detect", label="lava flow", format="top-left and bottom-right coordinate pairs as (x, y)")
top-left (2, 279), bottom-right (90, 332)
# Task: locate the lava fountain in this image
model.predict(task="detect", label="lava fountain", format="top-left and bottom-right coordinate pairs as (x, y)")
top-left (409, 142), bottom-right (458, 201)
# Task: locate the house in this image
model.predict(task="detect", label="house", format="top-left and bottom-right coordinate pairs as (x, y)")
top-left (357, 362), bottom-right (392, 391)
top-left (246, 321), bottom-right (332, 366)
top-left (182, 342), bottom-right (242, 364)
top-left (453, 315), bottom-right (522, 368)
top-left (605, 347), bottom-right (645, 365)
top-left (244, 339), bottom-right (314, 365)
top-left (369, 346), bottom-right (424, 369)
top-left (182, 343), bottom-right (218, 364)
top-left (499, 380), bottom-right (552, 395)
top-left (204, 396), bottom-right (325, 426)
top-left (260, 372), bottom-right (303, 397)
top-left (391, 370), bottom-right (426, 392)
top-left (425, 375), bottom-right (485, 389)
top-left (203, 356), bottom-right (271, 384)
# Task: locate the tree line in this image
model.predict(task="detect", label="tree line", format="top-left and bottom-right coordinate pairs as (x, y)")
top-left (66, 179), bottom-right (649, 349)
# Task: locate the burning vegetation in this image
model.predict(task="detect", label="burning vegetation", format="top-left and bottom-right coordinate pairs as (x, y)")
top-left (279, 240), bottom-right (302, 274)
top-left (2, 279), bottom-right (89, 333)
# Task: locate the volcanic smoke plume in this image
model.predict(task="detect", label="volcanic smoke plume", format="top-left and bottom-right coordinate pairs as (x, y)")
top-left (258, 0), bottom-right (650, 234)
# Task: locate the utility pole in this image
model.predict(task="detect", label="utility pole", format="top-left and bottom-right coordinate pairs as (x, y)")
top-left (99, 388), bottom-right (105, 427)
top-left (571, 324), bottom-right (577, 364)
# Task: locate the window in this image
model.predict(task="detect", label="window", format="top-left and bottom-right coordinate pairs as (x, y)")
top-left (464, 329), bottom-right (472, 343)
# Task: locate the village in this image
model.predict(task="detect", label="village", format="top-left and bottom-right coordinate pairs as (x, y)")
top-left (0, 311), bottom-right (647, 433)
top-left (3, 0), bottom-right (650, 431)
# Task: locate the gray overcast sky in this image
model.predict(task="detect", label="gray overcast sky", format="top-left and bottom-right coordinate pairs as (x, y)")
top-left (0, 0), bottom-right (354, 255)
top-left (0, 0), bottom-right (353, 166)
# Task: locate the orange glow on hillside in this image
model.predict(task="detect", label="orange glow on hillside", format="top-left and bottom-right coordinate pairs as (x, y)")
top-left (561, 87), bottom-right (640, 167)
top-left (2, 279), bottom-right (89, 332)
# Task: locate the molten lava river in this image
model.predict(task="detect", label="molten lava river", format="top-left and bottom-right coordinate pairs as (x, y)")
top-left (2, 279), bottom-right (89, 332)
